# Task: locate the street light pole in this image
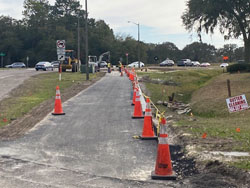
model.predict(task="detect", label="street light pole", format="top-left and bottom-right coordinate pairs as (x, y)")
top-left (128, 21), bottom-right (140, 68)
top-left (85, 0), bottom-right (89, 80)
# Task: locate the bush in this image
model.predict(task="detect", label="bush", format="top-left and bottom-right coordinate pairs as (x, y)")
top-left (227, 63), bottom-right (250, 73)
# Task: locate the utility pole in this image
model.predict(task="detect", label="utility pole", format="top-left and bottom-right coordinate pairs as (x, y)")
top-left (26, 56), bottom-right (29, 68)
top-left (0, 52), bottom-right (5, 68)
top-left (137, 23), bottom-right (140, 68)
top-left (85, 0), bottom-right (89, 80)
top-left (77, 14), bottom-right (80, 71)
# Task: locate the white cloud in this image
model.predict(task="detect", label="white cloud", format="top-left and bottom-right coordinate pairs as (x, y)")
top-left (88, 0), bottom-right (187, 34)
top-left (0, 0), bottom-right (23, 19)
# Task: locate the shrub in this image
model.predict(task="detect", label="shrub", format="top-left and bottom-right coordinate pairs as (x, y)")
top-left (227, 63), bottom-right (250, 73)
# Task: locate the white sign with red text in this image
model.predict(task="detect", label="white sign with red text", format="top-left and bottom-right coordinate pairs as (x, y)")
top-left (226, 94), bottom-right (249, 113)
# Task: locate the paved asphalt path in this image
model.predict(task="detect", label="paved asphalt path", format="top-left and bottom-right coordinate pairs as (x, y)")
top-left (0, 69), bottom-right (52, 101)
top-left (0, 71), bottom-right (184, 187)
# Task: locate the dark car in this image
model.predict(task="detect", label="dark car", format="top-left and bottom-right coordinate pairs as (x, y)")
top-left (99, 61), bottom-right (107, 68)
top-left (5, 62), bottom-right (26, 68)
top-left (35, 61), bottom-right (53, 71)
top-left (177, 59), bottom-right (192, 66)
top-left (159, 59), bottom-right (175, 66)
top-left (177, 60), bottom-right (186, 66)
top-left (51, 61), bottom-right (60, 68)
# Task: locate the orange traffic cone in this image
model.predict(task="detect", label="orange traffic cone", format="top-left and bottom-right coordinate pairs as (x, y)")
top-left (140, 98), bottom-right (157, 140)
top-left (129, 72), bottom-right (134, 81)
top-left (132, 84), bottom-right (138, 105)
top-left (202, 133), bottom-right (207, 139)
top-left (151, 117), bottom-right (176, 180)
top-left (52, 86), bottom-right (65, 115)
top-left (132, 88), bottom-right (144, 119)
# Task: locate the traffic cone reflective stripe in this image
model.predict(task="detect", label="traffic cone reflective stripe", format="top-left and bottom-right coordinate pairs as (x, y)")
top-left (55, 90), bottom-right (61, 99)
top-left (132, 87), bottom-right (137, 105)
top-left (140, 97), bottom-right (157, 140)
top-left (151, 117), bottom-right (176, 180)
top-left (132, 89), bottom-right (144, 119)
top-left (144, 110), bottom-right (152, 116)
top-left (52, 86), bottom-right (65, 115)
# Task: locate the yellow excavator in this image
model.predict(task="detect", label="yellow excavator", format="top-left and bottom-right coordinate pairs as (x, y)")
top-left (61, 50), bottom-right (79, 72)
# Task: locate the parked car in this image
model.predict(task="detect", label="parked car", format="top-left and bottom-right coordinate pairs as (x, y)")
top-left (5, 62), bottom-right (26, 68)
top-left (99, 61), bottom-right (107, 68)
top-left (192, 61), bottom-right (200, 66)
top-left (177, 59), bottom-right (192, 66)
top-left (51, 61), bottom-right (60, 68)
top-left (159, 59), bottom-right (175, 66)
top-left (128, 61), bottom-right (145, 68)
top-left (200, 62), bottom-right (211, 67)
top-left (220, 63), bottom-right (229, 68)
top-left (35, 61), bottom-right (53, 71)
top-left (237, 60), bottom-right (245, 63)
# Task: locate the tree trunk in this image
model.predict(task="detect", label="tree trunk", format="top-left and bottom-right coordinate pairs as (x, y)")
top-left (244, 39), bottom-right (250, 63)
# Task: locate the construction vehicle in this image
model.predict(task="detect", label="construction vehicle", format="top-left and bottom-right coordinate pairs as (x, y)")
top-left (88, 56), bottom-right (98, 67)
top-left (87, 52), bottom-right (110, 72)
top-left (98, 51), bottom-right (110, 66)
top-left (61, 50), bottom-right (79, 72)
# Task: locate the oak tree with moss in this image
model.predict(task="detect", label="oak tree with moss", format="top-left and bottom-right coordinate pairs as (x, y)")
top-left (182, 0), bottom-right (250, 63)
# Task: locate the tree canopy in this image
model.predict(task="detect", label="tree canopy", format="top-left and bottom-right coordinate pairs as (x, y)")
top-left (182, 0), bottom-right (250, 63)
top-left (0, 0), bottom-right (246, 67)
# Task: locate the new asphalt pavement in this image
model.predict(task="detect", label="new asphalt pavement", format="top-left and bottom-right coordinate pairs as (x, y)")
top-left (0, 71), bottom-right (185, 187)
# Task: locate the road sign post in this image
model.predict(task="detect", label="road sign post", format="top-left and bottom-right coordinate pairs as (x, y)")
top-left (56, 40), bottom-right (66, 81)
top-left (0, 52), bottom-right (5, 68)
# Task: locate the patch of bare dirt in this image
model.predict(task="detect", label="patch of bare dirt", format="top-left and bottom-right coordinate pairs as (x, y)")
top-left (0, 72), bottom-right (105, 140)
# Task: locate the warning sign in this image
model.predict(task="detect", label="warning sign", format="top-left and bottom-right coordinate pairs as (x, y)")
top-left (56, 40), bottom-right (65, 49)
top-left (226, 94), bottom-right (249, 113)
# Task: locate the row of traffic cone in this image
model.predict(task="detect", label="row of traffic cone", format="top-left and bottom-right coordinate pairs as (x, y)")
top-left (125, 68), bottom-right (177, 180)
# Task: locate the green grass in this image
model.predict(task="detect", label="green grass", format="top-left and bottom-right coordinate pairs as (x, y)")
top-left (0, 72), bottom-right (98, 127)
top-left (140, 68), bottom-right (250, 169)
top-left (230, 160), bottom-right (250, 170)
top-left (181, 72), bottom-right (250, 152)
top-left (138, 69), bottom-right (221, 103)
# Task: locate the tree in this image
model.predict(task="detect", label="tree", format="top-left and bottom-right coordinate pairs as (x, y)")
top-left (0, 16), bottom-right (24, 65)
top-left (182, 42), bottom-right (216, 62)
top-left (217, 44), bottom-right (238, 62)
top-left (88, 20), bottom-right (115, 57)
top-left (23, 0), bottom-right (50, 28)
top-left (182, 0), bottom-right (250, 63)
top-left (147, 42), bottom-right (180, 64)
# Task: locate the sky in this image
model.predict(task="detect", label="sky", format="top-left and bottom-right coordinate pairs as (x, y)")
top-left (0, 0), bottom-right (244, 49)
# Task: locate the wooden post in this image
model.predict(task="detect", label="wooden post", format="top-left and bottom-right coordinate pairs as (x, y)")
top-left (227, 79), bottom-right (231, 97)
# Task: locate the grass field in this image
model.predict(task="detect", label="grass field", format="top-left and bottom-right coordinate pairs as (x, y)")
top-left (0, 72), bottom-right (97, 127)
top-left (138, 67), bottom-right (250, 169)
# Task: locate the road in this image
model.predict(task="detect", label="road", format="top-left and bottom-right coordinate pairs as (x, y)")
top-left (0, 69), bottom-right (52, 101)
top-left (0, 71), bottom-right (184, 187)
